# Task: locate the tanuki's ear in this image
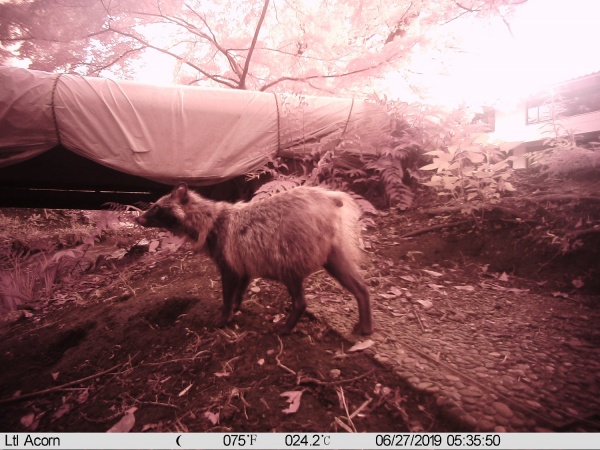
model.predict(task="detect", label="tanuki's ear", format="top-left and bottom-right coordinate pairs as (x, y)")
top-left (172, 182), bottom-right (189, 203)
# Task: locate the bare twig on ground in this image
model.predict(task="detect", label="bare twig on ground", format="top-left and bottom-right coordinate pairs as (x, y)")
top-left (337, 386), bottom-right (357, 432)
top-left (334, 416), bottom-right (353, 432)
top-left (399, 220), bottom-right (473, 238)
top-left (276, 336), bottom-right (296, 375)
top-left (298, 369), bottom-right (375, 386)
top-left (0, 361), bottom-right (128, 405)
top-left (140, 352), bottom-right (210, 367)
top-left (124, 392), bottom-right (179, 410)
top-left (412, 307), bottom-right (426, 332)
top-left (349, 398), bottom-right (373, 420)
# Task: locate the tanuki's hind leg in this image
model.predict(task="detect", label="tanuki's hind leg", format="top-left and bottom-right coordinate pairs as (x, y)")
top-left (324, 247), bottom-right (373, 335)
top-left (216, 269), bottom-right (249, 328)
top-left (277, 277), bottom-right (307, 335)
top-left (233, 275), bottom-right (250, 312)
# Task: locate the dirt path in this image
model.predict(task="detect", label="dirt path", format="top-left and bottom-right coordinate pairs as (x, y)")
top-left (310, 222), bottom-right (600, 431)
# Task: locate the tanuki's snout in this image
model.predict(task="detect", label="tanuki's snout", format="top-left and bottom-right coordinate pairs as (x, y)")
top-left (135, 215), bottom-right (148, 227)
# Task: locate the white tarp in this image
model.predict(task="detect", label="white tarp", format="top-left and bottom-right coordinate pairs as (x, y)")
top-left (0, 66), bottom-right (388, 186)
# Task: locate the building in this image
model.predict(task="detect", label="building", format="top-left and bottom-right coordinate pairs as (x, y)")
top-left (488, 72), bottom-right (600, 168)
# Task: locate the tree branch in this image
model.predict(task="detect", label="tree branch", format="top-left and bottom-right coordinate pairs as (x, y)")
top-left (183, 4), bottom-right (244, 78)
top-left (454, 1), bottom-right (479, 12)
top-left (501, 15), bottom-right (515, 38)
top-left (106, 26), bottom-right (239, 88)
top-left (239, 0), bottom-right (270, 90)
top-left (258, 57), bottom-right (391, 92)
top-left (258, 45), bottom-right (355, 62)
top-left (133, 8), bottom-right (243, 80)
top-left (86, 46), bottom-right (146, 75)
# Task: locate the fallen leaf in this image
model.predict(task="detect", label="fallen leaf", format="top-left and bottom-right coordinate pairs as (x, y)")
top-left (333, 350), bottom-right (348, 359)
top-left (178, 384), bottom-right (194, 396)
top-left (257, 358), bottom-right (265, 366)
top-left (20, 413), bottom-right (35, 428)
top-left (428, 283), bottom-right (445, 290)
top-left (454, 285), bottom-right (475, 292)
top-left (250, 286), bottom-right (261, 293)
top-left (110, 248), bottom-right (127, 260)
top-left (400, 275), bottom-right (417, 283)
top-left (214, 371), bottom-right (230, 378)
top-left (348, 339), bottom-right (374, 352)
top-left (416, 299), bottom-right (433, 309)
top-left (203, 411), bottom-right (219, 425)
top-left (281, 390), bottom-right (304, 414)
top-left (422, 269), bottom-right (443, 277)
top-left (77, 389), bottom-right (90, 404)
top-left (406, 251), bottom-right (423, 261)
top-left (52, 402), bottom-right (71, 420)
top-left (141, 423), bottom-right (160, 432)
top-left (107, 407), bottom-right (137, 433)
top-left (148, 240), bottom-right (160, 252)
top-left (499, 272), bottom-right (509, 282)
top-left (389, 286), bottom-right (403, 296)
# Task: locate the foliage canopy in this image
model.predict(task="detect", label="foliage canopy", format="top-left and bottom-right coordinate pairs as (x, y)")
top-left (1, 0), bottom-right (524, 95)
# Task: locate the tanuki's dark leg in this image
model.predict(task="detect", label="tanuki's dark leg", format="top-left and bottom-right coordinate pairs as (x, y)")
top-left (324, 247), bottom-right (373, 335)
top-left (216, 268), bottom-right (243, 327)
top-left (277, 278), bottom-right (307, 335)
top-left (233, 275), bottom-right (250, 312)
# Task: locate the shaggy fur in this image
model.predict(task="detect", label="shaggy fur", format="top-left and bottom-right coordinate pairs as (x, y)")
top-left (137, 183), bottom-right (373, 335)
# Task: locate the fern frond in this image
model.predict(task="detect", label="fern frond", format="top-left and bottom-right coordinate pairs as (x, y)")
top-left (252, 178), bottom-right (305, 201)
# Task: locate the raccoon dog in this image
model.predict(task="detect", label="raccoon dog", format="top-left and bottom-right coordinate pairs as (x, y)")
top-left (136, 183), bottom-right (373, 335)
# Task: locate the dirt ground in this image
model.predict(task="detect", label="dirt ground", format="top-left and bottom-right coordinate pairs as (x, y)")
top-left (0, 172), bottom-right (599, 432)
top-left (0, 249), bottom-right (448, 432)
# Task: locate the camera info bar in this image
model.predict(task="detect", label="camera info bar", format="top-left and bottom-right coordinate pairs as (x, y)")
top-left (2, 432), bottom-right (600, 449)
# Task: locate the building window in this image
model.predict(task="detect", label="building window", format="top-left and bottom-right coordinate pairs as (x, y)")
top-left (527, 102), bottom-right (553, 125)
top-left (526, 74), bottom-right (600, 125)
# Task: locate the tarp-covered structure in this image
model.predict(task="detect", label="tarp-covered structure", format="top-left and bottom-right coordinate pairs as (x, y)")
top-left (0, 66), bottom-right (389, 190)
